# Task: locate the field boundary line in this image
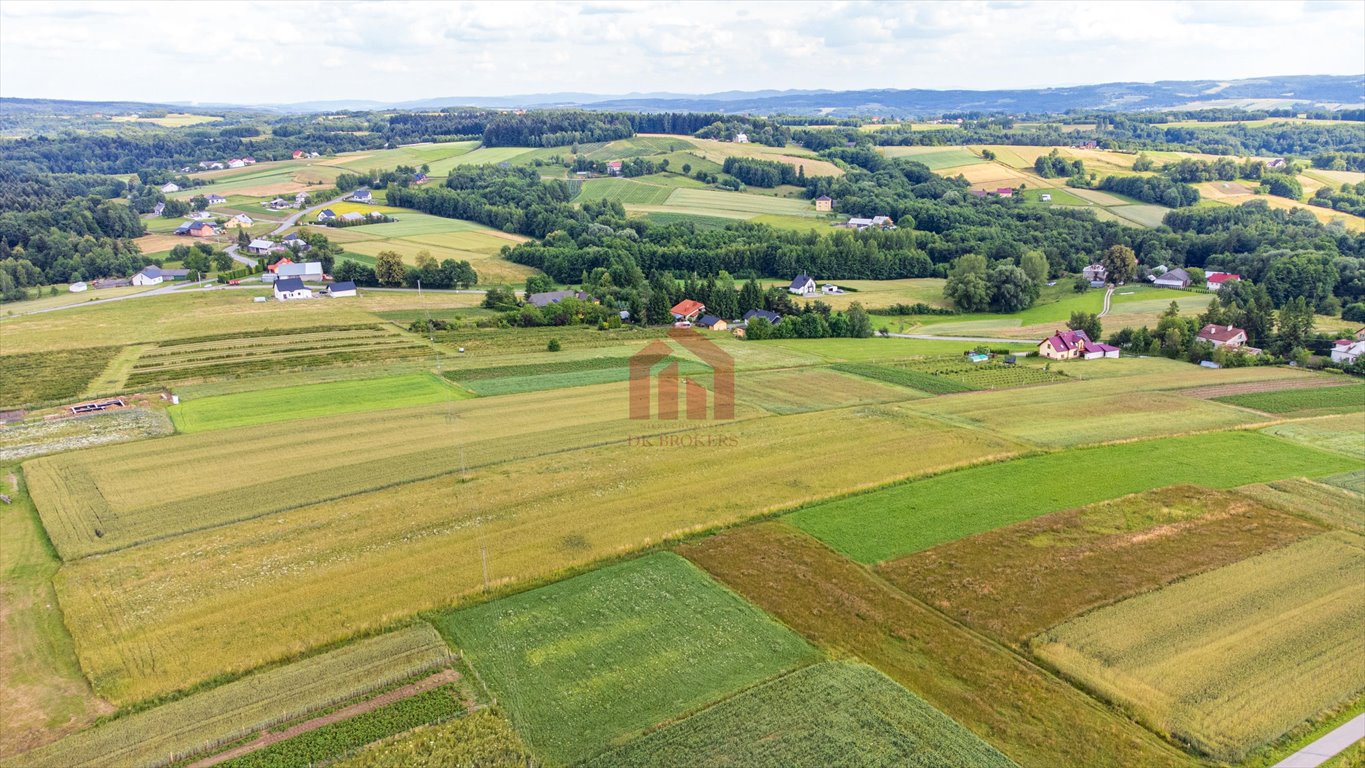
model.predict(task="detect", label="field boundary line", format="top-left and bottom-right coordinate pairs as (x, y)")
top-left (184, 669), bottom-right (461, 768)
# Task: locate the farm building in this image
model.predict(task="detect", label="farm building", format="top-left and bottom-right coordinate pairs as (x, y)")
top-left (1082, 264), bottom-right (1107, 284)
top-left (1041, 193), bottom-right (1052, 202)
top-left (340, 212), bottom-right (366, 223)
top-left (788, 274), bottom-right (817, 296)
top-left (189, 221), bottom-right (216, 237)
top-left (132, 266), bottom-right (191, 286)
top-left (995, 188), bottom-right (1014, 197)
top-left (1153, 268), bottom-right (1191, 289)
top-left (814, 195), bottom-right (833, 211)
top-left (822, 284), bottom-right (843, 294)
top-left (527, 290), bottom-right (592, 308)
top-left (317, 209), bottom-right (337, 221)
top-left (174, 223), bottom-right (192, 235)
top-left (1197, 324), bottom-right (1249, 349)
top-left (1083, 343), bottom-right (1121, 359)
top-left (273, 277), bottom-right (313, 301)
top-left (1206, 272), bottom-right (1241, 291)
top-left (160, 182), bottom-right (180, 193)
top-left (227, 159), bottom-right (246, 168)
top-left (276, 262), bottom-right (325, 281)
top-left (325, 281), bottom-right (358, 298)
top-left (247, 239), bottom-right (274, 255)
top-left (186, 210), bottom-right (211, 220)
top-left (1330, 339), bottom-right (1365, 365)
top-left (1267, 158), bottom-right (1287, 169)
top-left (267, 198), bottom-right (290, 210)
top-left (1037, 329), bottom-right (1093, 361)
top-left (349, 188), bottom-right (373, 203)
top-left (742, 309), bottom-right (782, 325)
top-left (606, 161), bottom-right (623, 176)
top-left (970, 189), bottom-right (988, 198)
top-left (671, 299), bottom-right (706, 322)
top-left (152, 202), bottom-right (165, 216)
top-left (734, 132), bottom-right (749, 143)
top-left (295, 192), bottom-right (309, 205)
top-left (292, 150), bottom-right (304, 159)
top-left (696, 315), bottom-right (728, 331)
top-left (228, 214), bottom-right (254, 228)
top-left (205, 194), bottom-right (227, 204)
top-left (844, 215), bottom-right (895, 230)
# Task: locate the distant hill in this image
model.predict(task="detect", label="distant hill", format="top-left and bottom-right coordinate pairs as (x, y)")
top-left (4, 75), bottom-right (1361, 118)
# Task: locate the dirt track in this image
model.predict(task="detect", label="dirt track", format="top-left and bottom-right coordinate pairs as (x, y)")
top-left (186, 669), bottom-right (460, 768)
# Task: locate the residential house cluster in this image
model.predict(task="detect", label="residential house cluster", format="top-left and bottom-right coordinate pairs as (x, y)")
top-left (842, 215), bottom-right (895, 230)
top-left (1196, 324), bottom-right (1261, 355)
top-left (1330, 330), bottom-right (1365, 366)
top-left (1037, 329), bottom-right (1120, 360)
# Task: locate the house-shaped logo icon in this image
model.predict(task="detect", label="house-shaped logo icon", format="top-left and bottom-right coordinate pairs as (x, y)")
top-left (628, 328), bottom-right (735, 420)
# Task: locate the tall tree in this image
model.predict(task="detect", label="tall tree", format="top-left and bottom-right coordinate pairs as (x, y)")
top-left (374, 250), bottom-right (406, 286)
top-left (944, 254), bottom-right (991, 312)
top-left (1100, 244), bottom-right (1138, 284)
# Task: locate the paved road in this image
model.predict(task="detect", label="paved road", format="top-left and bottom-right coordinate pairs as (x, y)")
top-left (7, 279), bottom-right (218, 317)
top-left (887, 332), bottom-right (1028, 344)
top-left (1274, 714), bottom-right (1365, 768)
top-left (224, 193), bottom-right (350, 267)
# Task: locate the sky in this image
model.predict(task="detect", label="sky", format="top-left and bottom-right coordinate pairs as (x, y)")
top-left (1, 0), bottom-right (1362, 105)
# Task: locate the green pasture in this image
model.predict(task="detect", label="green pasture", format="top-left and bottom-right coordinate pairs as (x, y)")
top-left (1217, 384), bottom-right (1364, 418)
top-left (879, 147), bottom-right (985, 170)
top-left (662, 188), bottom-right (817, 217)
top-left (787, 431), bottom-right (1359, 563)
top-left (575, 178), bottom-right (673, 205)
top-left (437, 553), bottom-right (816, 765)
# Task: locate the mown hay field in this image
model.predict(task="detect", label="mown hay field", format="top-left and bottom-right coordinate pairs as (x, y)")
top-left (1261, 415), bottom-right (1365, 460)
top-left (438, 553), bottom-right (817, 765)
top-left (1033, 532), bottom-right (1365, 763)
top-left (329, 709), bottom-right (532, 768)
top-left (651, 136), bottom-right (845, 178)
top-left (1215, 383), bottom-right (1364, 417)
top-left (168, 373), bottom-right (467, 433)
top-left (880, 485), bottom-right (1323, 644)
top-left (1239, 478), bottom-right (1365, 534)
top-left (330, 140), bottom-right (480, 173)
top-left (0, 348), bottom-right (122, 409)
top-left (423, 147), bottom-right (536, 175)
top-left (574, 178), bottom-right (674, 205)
top-left (4, 625), bottom-right (450, 768)
top-left (662, 188), bottom-right (819, 217)
top-left (54, 404), bottom-right (1017, 704)
top-left (734, 367), bottom-right (922, 414)
top-left (585, 661), bottom-right (1018, 768)
top-left (677, 523), bottom-right (1195, 768)
top-left (876, 146), bottom-right (984, 169)
top-left (787, 430), bottom-right (1359, 563)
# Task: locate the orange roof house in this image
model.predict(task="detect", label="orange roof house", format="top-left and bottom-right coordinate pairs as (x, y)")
top-left (670, 299), bottom-right (705, 322)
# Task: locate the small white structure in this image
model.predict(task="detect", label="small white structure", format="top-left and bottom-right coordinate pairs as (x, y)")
top-left (227, 159), bottom-right (246, 169)
top-left (206, 194), bottom-right (227, 204)
top-left (186, 210), bottom-right (211, 220)
top-left (275, 261), bottom-right (325, 281)
top-left (160, 182), bottom-right (181, 193)
top-left (788, 274), bottom-right (817, 296)
top-left (1040, 193), bottom-right (1052, 202)
top-left (247, 239), bottom-right (274, 255)
top-left (1330, 339), bottom-right (1365, 365)
top-left (1206, 272), bottom-right (1242, 291)
top-left (273, 277), bottom-right (313, 301)
top-left (341, 212), bottom-right (366, 223)
top-left (132, 266), bottom-right (164, 286)
top-left (822, 284), bottom-right (843, 294)
top-left (734, 132), bottom-right (749, 143)
top-left (325, 281), bottom-right (357, 298)
top-left (348, 188), bottom-right (373, 203)
top-left (69, 281), bottom-right (88, 292)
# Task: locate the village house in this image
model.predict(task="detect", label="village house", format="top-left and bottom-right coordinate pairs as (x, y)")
top-left (844, 215), bottom-right (895, 230)
top-left (670, 299), bottom-right (706, 323)
top-left (325, 281), bottom-right (358, 298)
top-left (242, 157), bottom-right (256, 165)
top-left (228, 214), bottom-right (253, 228)
top-left (188, 221), bottom-right (216, 237)
top-left (788, 274), bottom-right (817, 296)
top-left (247, 239), bottom-right (275, 256)
top-left (527, 290), bottom-right (592, 308)
top-left (1197, 324), bottom-right (1249, 349)
top-left (1267, 158), bottom-right (1287, 169)
top-left (227, 159), bottom-right (246, 169)
top-left (1153, 268), bottom-right (1192, 289)
top-left (292, 150), bottom-right (305, 159)
top-left (814, 195), bottom-right (833, 212)
top-left (295, 192), bottom-right (309, 206)
top-left (1205, 272), bottom-right (1242, 291)
top-left (606, 161), bottom-right (623, 176)
top-left (273, 276), bottom-right (313, 301)
top-left (132, 266), bottom-right (191, 286)
top-left (696, 315), bottom-right (728, 331)
top-left (1330, 338), bottom-right (1365, 366)
top-left (160, 182), bottom-right (180, 193)
top-left (186, 210), bottom-right (211, 221)
top-left (1082, 264), bottom-right (1107, 285)
top-left (205, 194), bottom-right (227, 205)
top-left (734, 132), bottom-right (749, 143)
top-left (995, 187), bottom-right (1014, 198)
top-left (268, 198), bottom-right (290, 210)
top-left (742, 308), bottom-right (781, 325)
top-left (152, 201), bottom-right (165, 216)
top-left (1037, 329), bottom-right (1120, 360)
top-left (349, 188), bottom-right (373, 203)
top-left (317, 209), bottom-right (337, 221)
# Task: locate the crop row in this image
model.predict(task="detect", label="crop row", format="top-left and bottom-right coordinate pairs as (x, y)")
top-left (329, 709), bottom-right (533, 768)
top-left (153, 324), bottom-right (388, 347)
top-left (132, 338), bottom-right (418, 372)
top-left (217, 686), bottom-right (463, 768)
top-left (0, 347), bottom-right (122, 409)
top-left (4, 625), bottom-right (452, 768)
top-left (138, 332), bottom-right (404, 363)
top-left (831, 362), bottom-right (973, 395)
top-left (124, 346), bottom-right (430, 387)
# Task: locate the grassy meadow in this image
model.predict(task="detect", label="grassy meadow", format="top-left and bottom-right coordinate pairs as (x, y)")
top-left (438, 553), bottom-right (817, 765)
top-left (585, 661), bottom-right (1018, 768)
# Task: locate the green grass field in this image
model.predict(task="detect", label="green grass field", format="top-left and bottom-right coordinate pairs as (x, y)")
top-left (661, 187), bottom-right (818, 217)
top-left (1261, 415), bottom-right (1365, 461)
top-left (575, 178), bottom-right (673, 205)
top-left (168, 373), bottom-right (466, 433)
top-left (788, 431), bottom-right (1359, 563)
top-left (1034, 532), bottom-right (1365, 763)
top-left (0, 348), bottom-right (122, 409)
top-left (585, 662), bottom-right (1018, 768)
top-left (1216, 383), bottom-right (1363, 417)
top-left (877, 147), bottom-right (985, 169)
top-left (437, 553), bottom-right (817, 765)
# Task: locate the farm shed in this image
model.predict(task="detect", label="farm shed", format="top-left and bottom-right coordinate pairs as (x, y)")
top-left (325, 281), bottom-right (358, 298)
top-left (697, 315), bottom-right (728, 331)
top-left (1153, 268), bottom-right (1191, 289)
top-left (247, 239), bottom-right (274, 255)
top-left (527, 290), bottom-right (592, 308)
top-left (742, 309), bottom-right (782, 325)
top-left (276, 262), bottom-right (325, 281)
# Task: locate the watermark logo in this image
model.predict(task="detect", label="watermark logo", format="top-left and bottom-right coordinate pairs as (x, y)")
top-left (629, 328), bottom-right (734, 420)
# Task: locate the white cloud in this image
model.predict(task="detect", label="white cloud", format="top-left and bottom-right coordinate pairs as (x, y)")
top-left (0, 0), bottom-right (1359, 103)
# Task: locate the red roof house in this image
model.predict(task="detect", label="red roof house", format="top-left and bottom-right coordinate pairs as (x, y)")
top-left (606, 160), bottom-right (623, 176)
top-left (670, 299), bottom-right (705, 322)
top-left (292, 150), bottom-right (304, 159)
top-left (1206, 272), bottom-right (1242, 290)
top-left (267, 257), bottom-right (293, 274)
top-left (995, 188), bottom-right (1014, 197)
top-left (1197, 324), bottom-right (1248, 348)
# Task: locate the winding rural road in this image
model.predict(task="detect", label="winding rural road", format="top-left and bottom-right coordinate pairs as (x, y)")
top-left (1273, 714), bottom-right (1365, 768)
top-left (224, 192), bottom-right (351, 267)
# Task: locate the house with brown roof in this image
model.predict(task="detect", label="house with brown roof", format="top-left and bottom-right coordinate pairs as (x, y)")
top-left (814, 195), bottom-right (833, 212)
top-left (1197, 324), bottom-right (1248, 349)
